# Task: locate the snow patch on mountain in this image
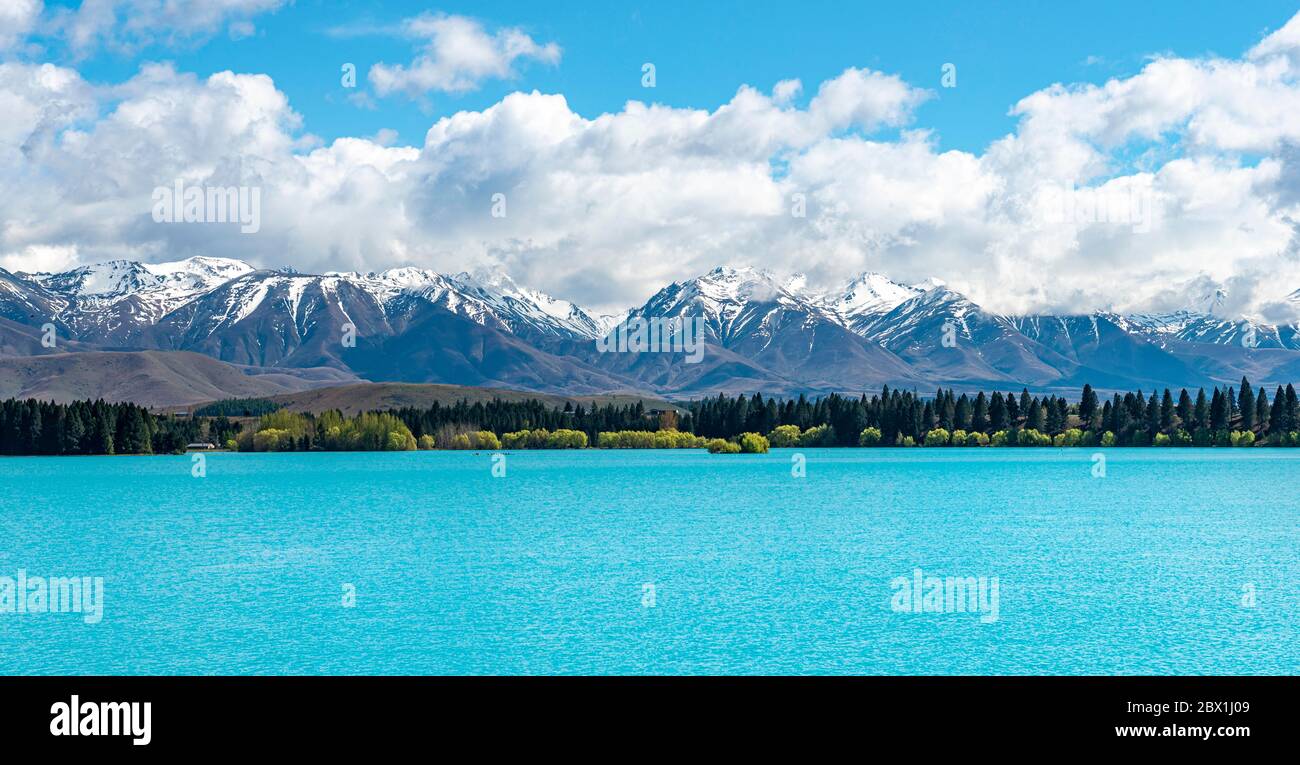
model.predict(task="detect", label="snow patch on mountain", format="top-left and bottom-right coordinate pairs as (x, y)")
top-left (820, 272), bottom-right (922, 329)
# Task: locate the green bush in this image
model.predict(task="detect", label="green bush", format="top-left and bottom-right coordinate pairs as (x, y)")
top-left (964, 431), bottom-right (989, 446)
top-left (1018, 428), bottom-right (1052, 446)
top-left (768, 424), bottom-right (802, 448)
top-left (923, 428), bottom-right (951, 447)
top-left (251, 428), bottom-right (292, 452)
top-left (1053, 428), bottom-right (1084, 447)
top-left (1153, 432), bottom-right (1171, 446)
top-left (1230, 430), bottom-right (1255, 447)
top-left (738, 432), bottom-right (770, 454)
top-left (707, 438), bottom-right (741, 454)
top-left (598, 429), bottom-right (700, 448)
top-left (798, 424), bottom-right (835, 447)
top-left (652, 429), bottom-right (698, 449)
top-left (1100, 431), bottom-right (1116, 447)
top-left (447, 430), bottom-right (500, 450)
top-left (858, 427), bottom-right (882, 446)
top-left (503, 428), bottom-right (589, 449)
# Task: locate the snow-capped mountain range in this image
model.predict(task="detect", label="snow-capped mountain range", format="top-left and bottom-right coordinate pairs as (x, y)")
top-left (4, 257), bottom-right (1300, 397)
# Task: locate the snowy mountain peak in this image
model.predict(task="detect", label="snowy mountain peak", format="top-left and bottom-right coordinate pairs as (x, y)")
top-left (16, 257), bottom-right (1300, 366)
top-left (826, 272), bottom-right (922, 320)
top-left (687, 265), bottom-right (794, 304)
top-left (145, 256), bottom-right (254, 281)
top-left (39, 260), bottom-right (161, 298)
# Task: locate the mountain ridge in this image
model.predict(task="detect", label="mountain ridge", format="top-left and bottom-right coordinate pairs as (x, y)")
top-left (3, 257), bottom-right (1300, 397)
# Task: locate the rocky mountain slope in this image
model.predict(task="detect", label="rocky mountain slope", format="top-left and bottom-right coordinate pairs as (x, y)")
top-left (3, 257), bottom-right (1300, 398)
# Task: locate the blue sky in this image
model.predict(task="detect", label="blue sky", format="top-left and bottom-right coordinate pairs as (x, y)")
top-left (37, 0), bottom-right (1300, 152)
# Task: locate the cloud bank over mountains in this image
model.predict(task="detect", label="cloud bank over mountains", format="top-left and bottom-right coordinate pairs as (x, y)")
top-left (0, 7), bottom-right (1298, 319)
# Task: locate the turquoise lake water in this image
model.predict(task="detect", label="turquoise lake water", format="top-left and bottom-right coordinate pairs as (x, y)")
top-left (0, 448), bottom-right (1296, 675)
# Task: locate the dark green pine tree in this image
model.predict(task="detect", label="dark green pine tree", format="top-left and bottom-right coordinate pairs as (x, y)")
top-left (92, 409), bottom-right (115, 455)
top-left (1287, 385), bottom-right (1299, 433)
top-left (1160, 389), bottom-right (1175, 433)
top-left (1270, 386), bottom-right (1287, 435)
top-left (989, 393), bottom-right (1007, 431)
top-left (1114, 395), bottom-right (1131, 438)
top-left (20, 401), bottom-right (41, 454)
top-left (1238, 378), bottom-right (1255, 432)
top-left (1145, 392), bottom-right (1160, 437)
top-left (63, 406), bottom-right (86, 455)
top-left (1209, 389), bottom-right (1228, 431)
top-left (1079, 384), bottom-right (1098, 427)
top-left (1176, 389), bottom-right (1193, 429)
top-left (1027, 398), bottom-right (1046, 431)
top-left (954, 394), bottom-right (972, 431)
top-left (1255, 387), bottom-right (1270, 435)
top-left (40, 405), bottom-right (64, 455)
top-left (1194, 389), bottom-right (1209, 430)
top-left (972, 392), bottom-right (989, 432)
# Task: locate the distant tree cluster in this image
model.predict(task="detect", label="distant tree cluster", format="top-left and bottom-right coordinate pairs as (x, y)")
top-left (445, 431), bottom-right (501, 450)
top-left (5, 377), bottom-right (1300, 456)
top-left (234, 410), bottom-right (419, 452)
top-left (389, 399), bottom-right (687, 445)
top-left (687, 379), bottom-right (1300, 447)
top-left (0, 399), bottom-right (200, 455)
top-left (192, 398), bottom-right (282, 417)
top-left (597, 430), bottom-right (704, 449)
top-left (501, 429), bottom-right (589, 449)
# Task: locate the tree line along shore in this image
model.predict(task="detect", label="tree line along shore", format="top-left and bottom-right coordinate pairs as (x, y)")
top-left (2, 378), bottom-right (1299, 455)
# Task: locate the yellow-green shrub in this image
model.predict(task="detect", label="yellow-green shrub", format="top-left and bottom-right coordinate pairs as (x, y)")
top-left (768, 424), bottom-right (801, 447)
top-left (923, 428), bottom-right (951, 446)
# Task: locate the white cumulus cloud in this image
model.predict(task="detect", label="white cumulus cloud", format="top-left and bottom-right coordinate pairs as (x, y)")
top-left (0, 0), bottom-right (43, 52)
top-left (369, 13), bottom-right (560, 98)
top-left (46, 0), bottom-right (287, 56)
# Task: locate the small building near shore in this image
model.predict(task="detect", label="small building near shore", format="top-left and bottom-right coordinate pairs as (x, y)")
top-left (185, 443), bottom-right (216, 451)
